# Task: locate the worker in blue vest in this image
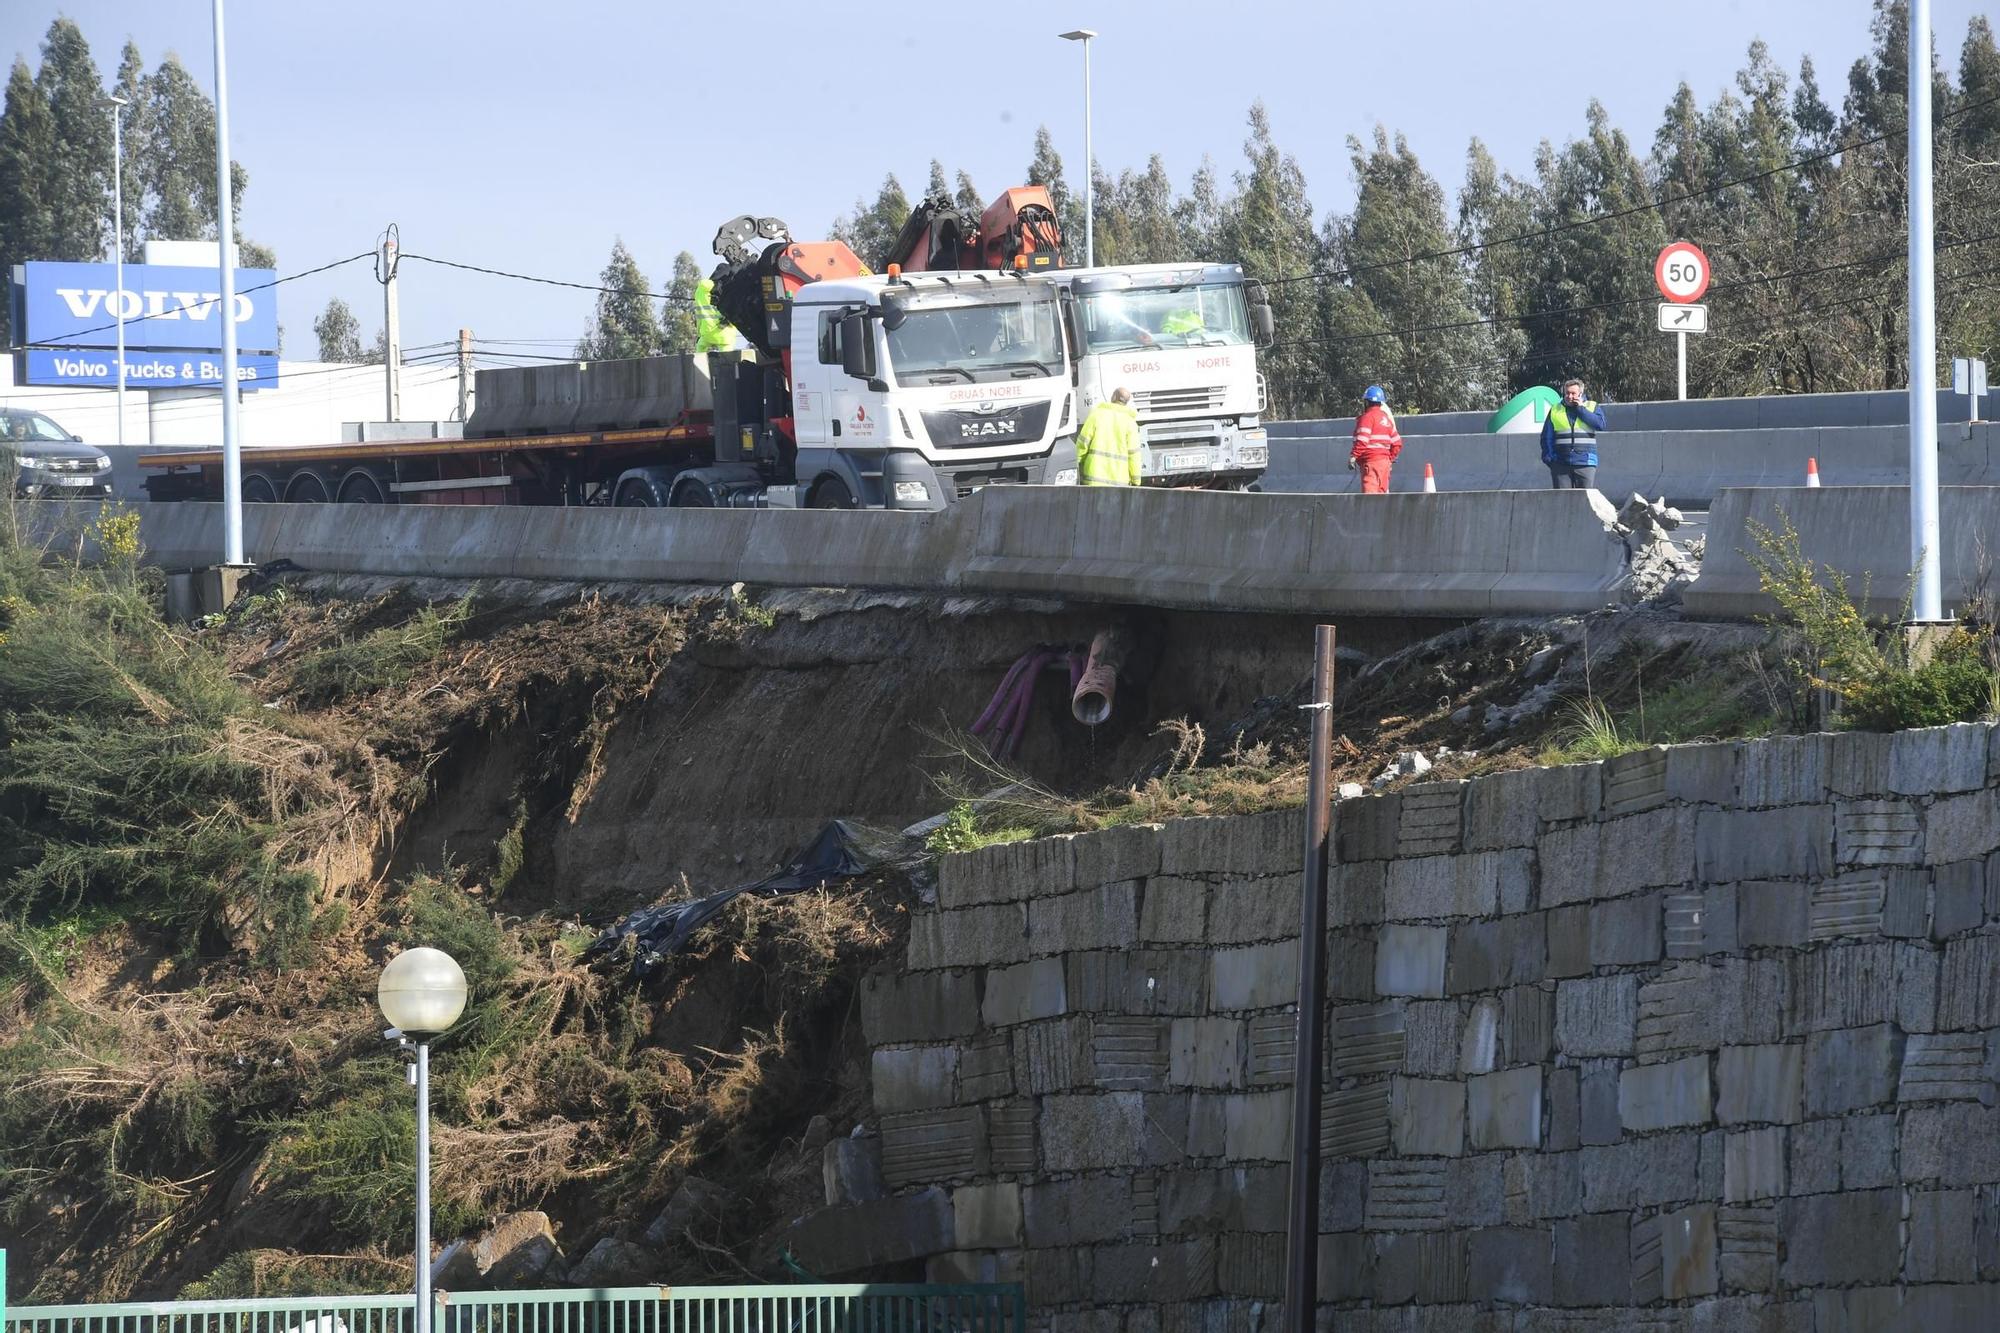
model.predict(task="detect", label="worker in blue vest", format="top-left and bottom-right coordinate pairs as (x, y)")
top-left (1541, 378), bottom-right (1607, 489)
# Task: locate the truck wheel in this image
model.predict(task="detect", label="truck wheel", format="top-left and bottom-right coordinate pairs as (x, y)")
top-left (808, 477), bottom-right (857, 509)
top-left (243, 473), bottom-right (279, 503)
top-left (614, 478), bottom-right (660, 507)
top-left (673, 477), bottom-right (717, 507)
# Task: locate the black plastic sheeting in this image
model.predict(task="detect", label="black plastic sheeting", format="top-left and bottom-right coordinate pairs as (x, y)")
top-left (585, 819), bottom-right (907, 981)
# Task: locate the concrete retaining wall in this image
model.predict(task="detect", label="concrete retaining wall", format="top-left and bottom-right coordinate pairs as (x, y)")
top-left (1687, 486), bottom-right (2000, 620)
top-left (1264, 421), bottom-right (2000, 508)
top-left (111, 486), bottom-right (1632, 618)
top-left (841, 724), bottom-right (2000, 1326)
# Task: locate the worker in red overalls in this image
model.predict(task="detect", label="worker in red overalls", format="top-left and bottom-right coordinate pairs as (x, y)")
top-left (1349, 384), bottom-right (1403, 493)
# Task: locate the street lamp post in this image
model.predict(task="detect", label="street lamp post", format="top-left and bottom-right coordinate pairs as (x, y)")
top-left (377, 948), bottom-right (468, 1333)
top-left (108, 94), bottom-right (127, 448)
top-left (211, 0), bottom-right (244, 567)
top-left (1908, 0), bottom-right (1942, 623)
top-left (1059, 29), bottom-right (1098, 267)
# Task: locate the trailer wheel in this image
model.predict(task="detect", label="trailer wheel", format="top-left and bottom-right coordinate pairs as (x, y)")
top-left (807, 477), bottom-right (857, 509)
top-left (285, 469), bottom-right (332, 503)
top-left (337, 470), bottom-right (387, 504)
top-left (614, 478), bottom-right (661, 507)
top-left (243, 473), bottom-right (279, 503)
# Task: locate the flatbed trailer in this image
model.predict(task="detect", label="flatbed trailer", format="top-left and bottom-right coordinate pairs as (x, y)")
top-left (137, 414), bottom-right (720, 506)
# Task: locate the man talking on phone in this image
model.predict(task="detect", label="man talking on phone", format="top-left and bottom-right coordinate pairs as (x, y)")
top-left (1541, 378), bottom-right (1607, 489)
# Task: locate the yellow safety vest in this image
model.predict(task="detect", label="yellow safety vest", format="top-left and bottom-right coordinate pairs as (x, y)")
top-left (1548, 399), bottom-right (1600, 464)
top-left (1076, 401), bottom-right (1143, 486)
top-left (1161, 308), bottom-right (1204, 336)
top-left (695, 280), bottom-right (735, 352)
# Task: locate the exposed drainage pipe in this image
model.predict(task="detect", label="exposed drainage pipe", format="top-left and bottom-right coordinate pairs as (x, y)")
top-left (1071, 629), bottom-right (1129, 726)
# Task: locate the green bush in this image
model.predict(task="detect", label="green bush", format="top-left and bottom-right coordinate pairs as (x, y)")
top-left (1842, 630), bottom-right (1999, 731)
top-left (1746, 511), bottom-right (2000, 733)
top-left (0, 511), bottom-right (326, 960)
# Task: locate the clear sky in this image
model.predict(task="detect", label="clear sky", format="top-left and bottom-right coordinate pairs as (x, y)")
top-left (5, 1), bottom-right (1992, 358)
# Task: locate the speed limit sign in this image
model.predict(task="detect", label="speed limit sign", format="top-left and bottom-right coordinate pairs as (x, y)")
top-left (1656, 241), bottom-right (1711, 303)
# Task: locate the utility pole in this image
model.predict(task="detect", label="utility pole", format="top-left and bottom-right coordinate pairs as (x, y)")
top-left (456, 328), bottom-right (473, 422)
top-left (1282, 625), bottom-right (1336, 1333)
top-left (1908, 0), bottom-right (1942, 623)
top-left (379, 225), bottom-right (403, 422)
top-left (1060, 29), bottom-right (1098, 266)
top-left (211, 0), bottom-right (243, 567)
top-left (108, 94), bottom-right (127, 447)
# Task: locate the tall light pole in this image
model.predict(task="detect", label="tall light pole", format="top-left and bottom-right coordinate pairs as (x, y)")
top-left (107, 94), bottom-right (127, 448)
top-left (1908, 0), bottom-right (1942, 623)
top-left (211, 0), bottom-right (244, 567)
top-left (1059, 29), bottom-right (1097, 267)
top-left (377, 948), bottom-right (468, 1333)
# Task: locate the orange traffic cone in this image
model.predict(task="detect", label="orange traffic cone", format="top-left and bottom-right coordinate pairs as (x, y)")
top-left (1423, 462), bottom-right (1437, 493)
top-left (1806, 457), bottom-right (1821, 488)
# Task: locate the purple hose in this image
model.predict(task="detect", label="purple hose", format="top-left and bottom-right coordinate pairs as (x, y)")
top-left (1000, 650), bottom-right (1054, 757)
top-left (972, 645), bottom-right (1093, 758)
top-left (971, 653), bottom-right (1035, 737)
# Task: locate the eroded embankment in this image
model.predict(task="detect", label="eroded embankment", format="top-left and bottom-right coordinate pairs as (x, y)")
top-left (0, 561), bottom-right (1770, 1304)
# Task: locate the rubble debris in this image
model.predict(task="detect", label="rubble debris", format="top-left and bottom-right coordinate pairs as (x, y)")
top-left (1617, 492), bottom-right (1685, 535)
top-left (566, 1236), bottom-right (658, 1287)
top-left (643, 1176), bottom-right (735, 1247)
top-left (469, 1211), bottom-right (565, 1287)
top-left (1521, 644), bottom-right (1567, 683)
top-left (1626, 535), bottom-right (1702, 606)
top-left (1485, 684), bottom-right (1560, 734)
top-left (1372, 750), bottom-right (1433, 788)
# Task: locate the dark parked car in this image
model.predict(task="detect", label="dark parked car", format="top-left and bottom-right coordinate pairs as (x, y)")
top-left (2, 407), bottom-right (113, 498)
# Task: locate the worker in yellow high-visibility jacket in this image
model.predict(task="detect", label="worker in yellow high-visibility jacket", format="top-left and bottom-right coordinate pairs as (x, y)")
top-left (695, 278), bottom-right (738, 353)
top-left (1075, 387), bottom-right (1143, 486)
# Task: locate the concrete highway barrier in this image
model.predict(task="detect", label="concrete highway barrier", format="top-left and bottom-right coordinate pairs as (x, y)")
top-left (1281, 387), bottom-right (1979, 440)
top-left (1686, 485), bottom-right (2000, 620)
top-left (104, 485), bottom-right (1634, 619)
top-left (1265, 420), bottom-right (2000, 508)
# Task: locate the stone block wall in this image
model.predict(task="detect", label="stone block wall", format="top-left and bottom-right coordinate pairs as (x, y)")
top-left (851, 723), bottom-right (2000, 1329)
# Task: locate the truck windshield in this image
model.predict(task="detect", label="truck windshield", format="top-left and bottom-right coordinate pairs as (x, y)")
top-left (1077, 283), bottom-right (1252, 353)
top-left (885, 297), bottom-right (1064, 386)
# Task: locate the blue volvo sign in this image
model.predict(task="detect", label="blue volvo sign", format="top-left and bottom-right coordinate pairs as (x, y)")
top-left (17, 260), bottom-right (279, 351)
top-left (22, 347), bottom-right (279, 391)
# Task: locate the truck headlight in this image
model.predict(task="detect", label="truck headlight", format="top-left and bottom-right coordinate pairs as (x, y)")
top-left (1054, 468), bottom-right (1079, 485)
top-left (893, 481), bottom-right (929, 504)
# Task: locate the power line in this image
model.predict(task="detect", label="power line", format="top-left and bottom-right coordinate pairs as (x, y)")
top-left (31, 251), bottom-right (379, 347)
top-left (1261, 90), bottom-right (2000, 292)
top-left (400, 253), bottom-right (700, 307)
top-left (1306, 257), bottom-right (2000, 401)
top-left (1267, 225), bottom-right (2000, 356)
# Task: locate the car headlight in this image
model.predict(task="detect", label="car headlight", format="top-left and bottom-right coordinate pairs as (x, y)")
top-left (94, 455), bottom-right (111, 469)
top-left (1054, 468), bottom-right (1079, 485)
top-left (893, 480), bottom-right (929, 503)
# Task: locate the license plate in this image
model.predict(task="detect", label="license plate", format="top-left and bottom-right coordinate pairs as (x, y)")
top-left (1240, 446), bottom-right (1268, 465)
top-left (1160, 450), bottom-right (1208, 472)
top-left (53, 475), bottom-right (95, 486)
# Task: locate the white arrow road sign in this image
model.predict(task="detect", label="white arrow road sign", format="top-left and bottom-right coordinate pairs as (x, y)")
top-left (1658, 302), bottom-right (1710, 333)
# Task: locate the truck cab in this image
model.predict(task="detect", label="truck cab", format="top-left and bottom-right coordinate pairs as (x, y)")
top-left (773, 270), bottom-right (1078, 508)
top-left (1060, 263), bottom-right (1273, 489)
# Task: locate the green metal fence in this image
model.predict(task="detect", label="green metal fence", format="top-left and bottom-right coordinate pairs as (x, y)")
top-left (3, 1285), bottom-right (1025, 1333)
